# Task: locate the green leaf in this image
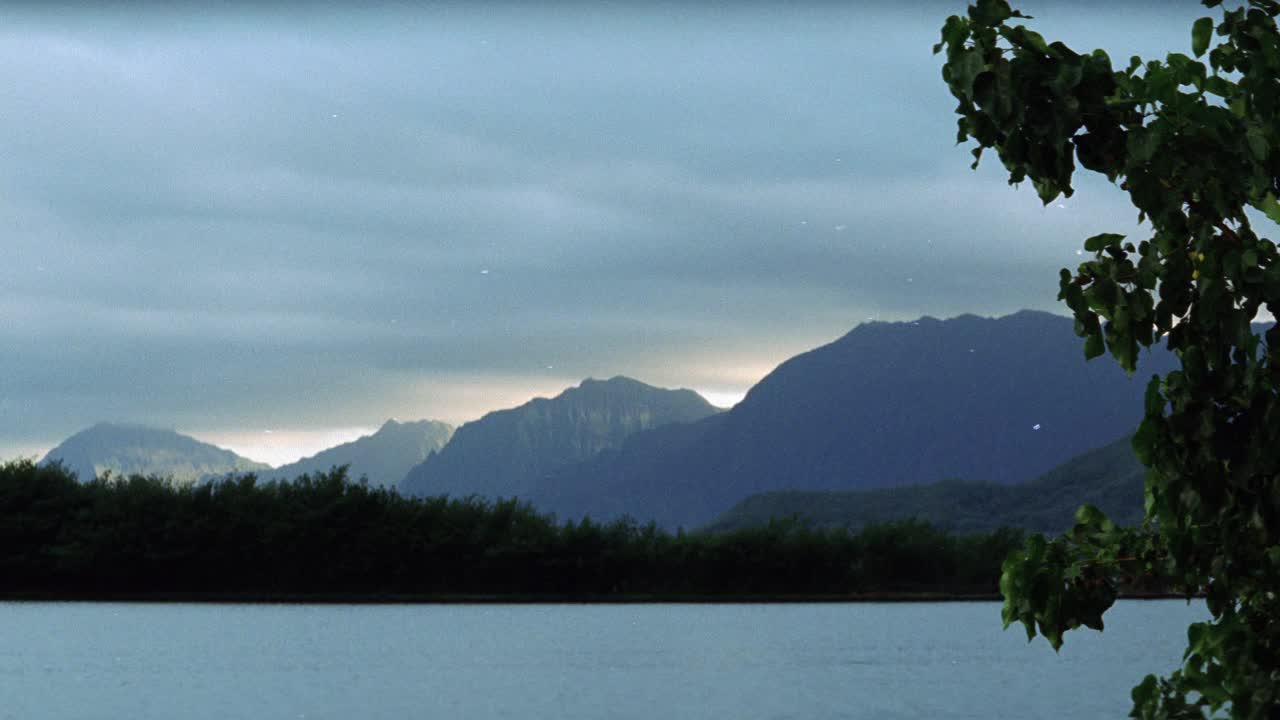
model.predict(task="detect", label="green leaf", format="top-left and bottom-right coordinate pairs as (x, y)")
top-left (1258, 193), bottom-right (1280, 225)
top-left (1084, 233), bottom-right (1125, 252)
top-left (1203, 75), bottom-right (1233, 97)
top-left (1051, 62), bottom-right (1084, 96)
top-left (1032, 177), bottom-right (1061, 204)
top-left (1129, 128), bottom-right (1162, 163)
top-left (935, 15), bottom-right (968, 56)
top-left (1003, 26), bottom-right (1049, 54)
top-left (1143, 375), bottom-right (1164, 416)
top-left (1131, 675), bottom-right (1158, 708)
top-left (954, 49), bottom-right (986, 95)
top-left (970, 0), bottom-right (1013, 26)
top-left (1084, 332), bottom-right (1105, 360)
top-left (1192, 17), bottom-right (1213, 58)
top-left (1247, 127), bottom-right (1269, 161)
top-left (1187, 622), bottom-right (1209, 654)
top-left (1133, 417), bottom-right (1158, 466)
top-left (1074, 504), bottom-right (1107, 527)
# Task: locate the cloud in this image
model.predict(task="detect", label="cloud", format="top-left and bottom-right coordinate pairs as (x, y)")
top-left (0, 2), bottom-right (1215, 456)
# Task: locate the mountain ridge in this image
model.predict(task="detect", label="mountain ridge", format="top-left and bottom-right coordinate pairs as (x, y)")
top-left (705, 435), bottom-right (1146, 535)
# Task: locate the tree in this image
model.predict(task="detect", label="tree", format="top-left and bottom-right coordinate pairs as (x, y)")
top-left (936, 1), bottom-right (1280, 717)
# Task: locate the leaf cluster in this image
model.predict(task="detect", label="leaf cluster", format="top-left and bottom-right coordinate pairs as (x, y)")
top-left (937, 1), bottom-right (1280, 717)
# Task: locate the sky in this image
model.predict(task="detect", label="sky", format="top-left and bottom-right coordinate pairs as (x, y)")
top-left (0, 1), bottom-right (1212, 465)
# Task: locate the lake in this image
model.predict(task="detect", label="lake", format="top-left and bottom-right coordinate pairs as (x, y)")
top-left (0, 600), bottom-right (1203, 720)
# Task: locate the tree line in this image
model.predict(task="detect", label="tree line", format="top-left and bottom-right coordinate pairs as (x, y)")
top-left (1, 458), bottom-right (1025, 599)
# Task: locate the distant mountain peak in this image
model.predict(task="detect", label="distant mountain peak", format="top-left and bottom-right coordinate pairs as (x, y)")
top-left (265, 418), bottom-right (454, 488)
top-left (567, 375), bottom-right (707, 402)
top-left (583, 375), bottom-right (633, 384)
top-left (41, 423), bottom-right (268, 485)
top-left (375, 418), bottom-right (439, 434)
top-left (399, 377), bottom-right (720, 499)
top-left (84, 421), bottom-right (175, 434)
top-left (574, 375), bottom-right (658, 390)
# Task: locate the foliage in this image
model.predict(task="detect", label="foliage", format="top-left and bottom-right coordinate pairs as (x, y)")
top-left (937, 1), bottom-right (1280, 717)
top-left (0, 459), bottom-right (1022, 599)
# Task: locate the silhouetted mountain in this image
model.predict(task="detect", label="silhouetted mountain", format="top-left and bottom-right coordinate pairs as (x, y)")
top-left (264, 420), bottom-right (454, 488)
top-left (705, 435), bottom-right (1145, 535)
top-left (536, 311), bottom-right (1177, 528)
top-left (41, 423), bottom-right (268, 485)
top-left (399, 376), bottom-right (720, 499)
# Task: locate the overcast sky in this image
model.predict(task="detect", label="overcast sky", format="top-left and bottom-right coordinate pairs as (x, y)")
top-left (1, 2), bottom-right (1209, 464)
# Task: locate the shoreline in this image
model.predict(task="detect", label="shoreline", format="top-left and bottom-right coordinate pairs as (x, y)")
top-left (0, 590), bottom-right (1188, 605)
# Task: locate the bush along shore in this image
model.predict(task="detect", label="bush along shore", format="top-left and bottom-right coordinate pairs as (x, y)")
top-left (4, 458), bottom-right (1043, 601)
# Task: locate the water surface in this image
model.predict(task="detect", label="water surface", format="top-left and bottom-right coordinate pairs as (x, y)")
top-left (0, 600), bottom-right (1203, 720)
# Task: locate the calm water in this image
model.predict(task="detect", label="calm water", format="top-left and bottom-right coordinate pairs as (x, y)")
top-left (1, 600), bottom-right (1203, 720)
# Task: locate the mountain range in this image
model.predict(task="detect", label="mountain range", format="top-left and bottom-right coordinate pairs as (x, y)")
top-left (515, 310), bottom-right (1177, 527)
top-left (33, 310), bottom-right (1179, 533)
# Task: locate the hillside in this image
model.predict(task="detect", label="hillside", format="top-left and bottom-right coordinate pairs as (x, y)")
top-left (40, 423), bottom-right (269, 485)
top-left (705, 436), bottom-right (1146, 535)
top-left (398, 376), bottom-right (720, 499)
top-left (264, 419), bottom-right (453, 488)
